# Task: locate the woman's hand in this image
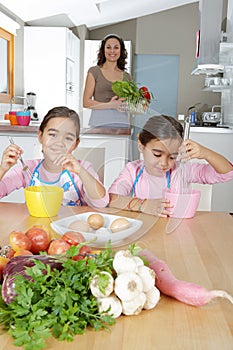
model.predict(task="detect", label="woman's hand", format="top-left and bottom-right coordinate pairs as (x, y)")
top-left (109, 96), bottom-right (128, 112)
top-left (0, 144), bottom-right (23, 175)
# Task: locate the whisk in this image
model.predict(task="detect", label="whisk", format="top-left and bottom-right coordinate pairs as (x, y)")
top-left (9, 137), bottom-right (33, 179)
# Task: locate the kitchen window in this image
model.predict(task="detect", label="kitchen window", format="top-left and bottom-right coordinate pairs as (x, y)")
top-left (0, 27), bottom-right (14, 103)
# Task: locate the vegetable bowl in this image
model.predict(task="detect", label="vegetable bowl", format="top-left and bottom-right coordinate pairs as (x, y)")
top-left (50, 212), bottom-right (143, 248)
top-left (112, 79), bottom-right (154, 114)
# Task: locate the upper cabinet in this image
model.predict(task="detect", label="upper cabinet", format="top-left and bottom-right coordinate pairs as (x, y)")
top-left (24, 27), bottom-right (80, 120)
top-left (0, 28), bottom-right (14, 103)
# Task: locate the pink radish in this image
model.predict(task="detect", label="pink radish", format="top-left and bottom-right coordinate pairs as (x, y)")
top-left (139, 249), bottom-right (233, 307)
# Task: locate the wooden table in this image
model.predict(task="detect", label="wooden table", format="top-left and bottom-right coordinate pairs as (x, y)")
top-left (0, 203), bottom-right (232, 350)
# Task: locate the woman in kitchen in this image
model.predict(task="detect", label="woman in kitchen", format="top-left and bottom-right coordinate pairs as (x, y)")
top-left (0, 106), bottom-right (109, 207)
top-left (83, 33), bottom-right (132, 128)
top-left (108, 114), bottom-right (233, 216)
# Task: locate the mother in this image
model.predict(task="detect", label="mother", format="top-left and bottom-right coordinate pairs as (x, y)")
top-left (83, 34), bottom-right (132, 128)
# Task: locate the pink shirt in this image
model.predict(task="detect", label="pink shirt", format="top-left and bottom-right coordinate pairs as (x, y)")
top-left (109, 159), bottom-right (233, 199)
top-left (0, 159), bottom-right (109, 208)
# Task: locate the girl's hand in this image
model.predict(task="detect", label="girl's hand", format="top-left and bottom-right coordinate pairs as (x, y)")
top-left (53, 154), bottom-right (81, 175)
top-left (0, 144), bottom-right (23, 173)
top-left (143, 198), bottom-right (173, 217)
top-left (180, 139), bottom-right (208, 161)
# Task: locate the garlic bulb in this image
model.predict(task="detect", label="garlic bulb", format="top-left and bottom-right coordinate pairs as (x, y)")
top-left (137, 265), bottom-right (156, 292)
top-left (143, 286), bottom-right (160, 310)
top-left (133, 256), bottom-right (144, 268)
top-left (114, 272), bottom-right (143, 301)
top-left (113, 250), bottom-right (138, 274)
top-left (97, 294), bottom-right (122, 319)
top-left (121, 292), bottom-right (146, 316)
top-left (90, 271), bottom-right (114, 298)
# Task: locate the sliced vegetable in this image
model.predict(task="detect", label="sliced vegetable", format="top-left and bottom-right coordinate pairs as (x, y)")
top-left (139, 249), bottom-right (233, 306)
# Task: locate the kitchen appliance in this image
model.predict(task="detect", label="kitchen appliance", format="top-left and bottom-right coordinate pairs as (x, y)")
top-left (192, 0), bottom-right (223, 75)
top-left (202, 105), bottom-right (222, 125)
top-left (26, 92), bottom-right (38, 121)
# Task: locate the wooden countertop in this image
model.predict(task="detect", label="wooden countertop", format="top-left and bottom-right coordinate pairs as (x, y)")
top-left (0, 124), bottom-right (132, 135)
top-left (0, 203), bottom-right (232, 349)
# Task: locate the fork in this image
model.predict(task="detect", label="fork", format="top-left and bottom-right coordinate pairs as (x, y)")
top-left (9, 137), bottom-right (33, 178)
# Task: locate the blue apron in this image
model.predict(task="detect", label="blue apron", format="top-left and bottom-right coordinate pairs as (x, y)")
top-left (131, 165), bottom-right (171, 197)
top-left (30, 160), bottom-right (83, 206)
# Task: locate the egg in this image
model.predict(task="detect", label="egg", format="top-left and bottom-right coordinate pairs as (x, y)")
top-left (68, 219), bottom-right (90, 232)
top-left (87, 214), bottom-right (104, 230)
top-left (110, 218), bottom-right (130, 233)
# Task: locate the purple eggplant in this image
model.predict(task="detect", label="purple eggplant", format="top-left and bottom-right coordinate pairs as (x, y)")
top-left (1, 255), bottom-right (63, 304)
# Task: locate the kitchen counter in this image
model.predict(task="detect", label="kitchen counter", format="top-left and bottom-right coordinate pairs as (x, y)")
top-left (0, 204), bottom-right (232, 349)
top-left (0, 124), bottom-right (132, 136)
top-left (0, 124), bottom-right (39, 134)
top-left (190, 125), bottom-right (233, 133)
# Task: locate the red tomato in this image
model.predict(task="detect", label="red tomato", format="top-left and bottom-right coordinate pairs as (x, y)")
top-left (14, 249), bottom-right (34, 257)
top-left (0, 245), bottom-right (15, 258)
top-left (139, 86), bottom-right (151, 102)
top-left (61, 231), bottom-right (85, 246)
top-left (9, 231), bottom-right (32, 252)
top-left (73, 245), bottom-right (92, 261)
top-left (25, 226), bottom-right (50, 254)
top-left (0, 256), bottom-right (10, 280)
top-left (47, 239), bottom-right (71, 255)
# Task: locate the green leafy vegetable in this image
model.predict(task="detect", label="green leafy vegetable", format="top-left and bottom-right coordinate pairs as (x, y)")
top-left (0, 245), bottom-right (115, 350)
top-left (112, 79), bottom-right (154, 111)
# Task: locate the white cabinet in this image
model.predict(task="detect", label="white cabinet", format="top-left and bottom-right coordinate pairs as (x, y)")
top-left (24, 27), bottom-right (80, 120)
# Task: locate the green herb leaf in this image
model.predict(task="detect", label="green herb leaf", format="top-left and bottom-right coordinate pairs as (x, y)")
top-left (0, 244), bottom-right (116, 350)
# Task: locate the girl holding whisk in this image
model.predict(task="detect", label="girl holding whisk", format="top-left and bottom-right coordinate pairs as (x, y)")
top-left (0, 106), bottom-right (109, 207)
top-left (108, 115), bottom-right (233, 216)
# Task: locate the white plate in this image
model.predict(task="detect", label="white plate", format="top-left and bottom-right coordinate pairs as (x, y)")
top-left (51, 212), bottom-right (143, 248)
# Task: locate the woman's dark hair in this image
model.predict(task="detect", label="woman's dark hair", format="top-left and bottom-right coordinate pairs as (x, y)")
top-left (39, 106), bottom-right (80, 139)
top-left (97, 34), bottom-right (127, 70)
top-left (138, 115), bottom-right (184, 146)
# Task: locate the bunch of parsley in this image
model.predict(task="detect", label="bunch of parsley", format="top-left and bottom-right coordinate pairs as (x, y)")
top-left (0, 245), bottom-right (116, 350)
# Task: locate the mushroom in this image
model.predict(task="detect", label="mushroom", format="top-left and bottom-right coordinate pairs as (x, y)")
top-left (114, 272), bottom-right (143, 301)
top-left (90, 271), bottom-right (114, 298)
top-left (97, 294), bottom-right (122, 319)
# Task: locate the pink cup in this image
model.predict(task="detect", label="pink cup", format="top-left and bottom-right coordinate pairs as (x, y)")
top-left (164, 189), bottom-right (201, 219)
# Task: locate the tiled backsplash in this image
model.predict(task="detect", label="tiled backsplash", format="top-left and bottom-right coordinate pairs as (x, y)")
top-left (0, 103), bottom-right (25, 120)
